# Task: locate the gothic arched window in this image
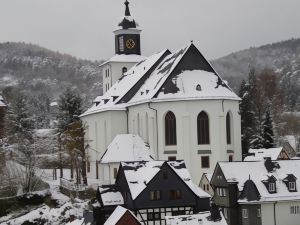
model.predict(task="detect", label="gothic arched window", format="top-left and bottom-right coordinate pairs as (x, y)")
top-left (226, 112), bottom-right (231, 144)
top-left (165, 111), bottom-right (177, 145)
top-left (197, 111), bottom-right (210, 145)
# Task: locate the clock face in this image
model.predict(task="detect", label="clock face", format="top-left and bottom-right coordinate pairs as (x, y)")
top-left (126, 39), bottom-right (136, 49)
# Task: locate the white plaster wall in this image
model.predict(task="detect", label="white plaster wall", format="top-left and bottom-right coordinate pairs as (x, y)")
top-left (81, 110), bottom-right (127, 180)
top-left (102, 62), bottom-right (138, 94)
top-left (128, 99), bottom-right (241, 184)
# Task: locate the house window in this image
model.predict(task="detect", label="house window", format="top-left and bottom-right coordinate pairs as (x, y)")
top-left (147, 212), bottom-right (161, 221)
top-left (168, 156), bottom-right (176, 161)
top-left (226, 112), bottom-right (231, 144)
top-left (229, 155), bottom-right (233, 162)
top-left (113, 168), bottom-right (118, 179)
top-left (122, 67), bottom-right (127, 74)
top-left (269, 183), bottom-right (276, 192)
top-left (197, 111), bottom-right (210, 144)
top-left (242, 208), bottom-right (248, 218)
top-left (119, 36), bottom-right (124, 52)
top-left (257, 208), bottom-right (261, 218)
top-left (169, 190), bottom-right (182, 200)
top-left (165, 111), bottom-right (177, 145)
top-left (206, 184), bottom-right (210, 191)
top-left (201, 156), bottom-right (210, 168)
top-left (217, 188), bottom-right (226, 197)
top-left (223, 208), bottom-right (228, 219)
top-left (289, 182), bottom-right (296, 191)
top-left (149, 190), bottom-right (161, 200)
top-left (290, 206), bottom-right (300, 214)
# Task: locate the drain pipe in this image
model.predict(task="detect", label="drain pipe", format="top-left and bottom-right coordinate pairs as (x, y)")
top-left (148, 102), bottom-right (159, 159)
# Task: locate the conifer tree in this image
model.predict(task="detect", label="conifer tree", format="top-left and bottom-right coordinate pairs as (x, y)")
top-left (262, 105), bottom-right (275, 148)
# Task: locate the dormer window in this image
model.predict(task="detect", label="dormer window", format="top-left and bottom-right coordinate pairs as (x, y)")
top-left (262, 175), bottom-right (277, 194)
top-left (283, 174), bottom-right (297, 192)
top-left (289, 182), bottom-right (296, 191)
top-left (269, 183), bottom-right (275, 192)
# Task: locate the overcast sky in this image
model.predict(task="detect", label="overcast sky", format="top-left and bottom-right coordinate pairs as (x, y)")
top-left (0, 0), bottom-right (299, 61)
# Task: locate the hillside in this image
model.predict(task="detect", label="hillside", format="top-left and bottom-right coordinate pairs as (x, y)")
top-left (212, 38), bottom-right (300, 91)
top-left (0, 42), bottom-right (102, 106)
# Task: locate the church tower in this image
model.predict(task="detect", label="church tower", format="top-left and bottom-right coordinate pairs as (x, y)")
top-left (114, 0), bottom-right (141, 55)
top-left (101, 0), bottom-right (145, 94)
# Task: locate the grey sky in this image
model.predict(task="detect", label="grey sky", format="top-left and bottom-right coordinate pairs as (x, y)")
top-left (0, 0), bottom-right (299, 61)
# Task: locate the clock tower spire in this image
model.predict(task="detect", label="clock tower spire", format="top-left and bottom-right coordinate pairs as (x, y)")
top-left (114, 0), bottom-right (141, 55)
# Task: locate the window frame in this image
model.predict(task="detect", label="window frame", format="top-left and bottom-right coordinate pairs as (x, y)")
top-left (269, 182), bottom-right (276, 192)
top-left (119, 36), bottom-right (124, 52)
top-left (257, 208), bottom-right (261, 218)
top-left (165, 111), bottom-right (177, 146)
top-left (201, 156), bottom-right (210, 168)
top-left (149, 190), bottom-right (161, 201)
top-left (197, 111), bottom-right (210, 145)
top-left (242, 208), bottom-right (248, 219)
top-left (289, 182), bottom-right (296, 191)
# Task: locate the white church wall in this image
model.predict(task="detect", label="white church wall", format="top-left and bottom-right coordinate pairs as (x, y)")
top-left (128, 99), bottom-right (241, 184)
top-left (81, 110), bottom-right (127, 180)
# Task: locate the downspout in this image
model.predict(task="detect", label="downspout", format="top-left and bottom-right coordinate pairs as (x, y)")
top-left (148, 102), bottom-right (159, 159)
top-left (126, 107), bottom-right (129, 133)
top-left (274, 201), bottom-right (277, 225)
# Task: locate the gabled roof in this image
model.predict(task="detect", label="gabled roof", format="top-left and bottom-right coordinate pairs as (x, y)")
top-left (216, 160), bottom-right (300, 203)
top-left (120, 160), bottom-right (210, 200)
top-left (100, 134), bottom-right (152, 163)
top-left (99, 54), bottom-right (146, 67)
top-left (104, 206), bottom-right (141, 225)
top-left (82, 43), bottom-right (239, 117)
top-left (98, 185), bottom-right (124, 206)
top-left (165, 211), bottom-right (227, 225)
top-left (244, 147), bottom-right (286, 161)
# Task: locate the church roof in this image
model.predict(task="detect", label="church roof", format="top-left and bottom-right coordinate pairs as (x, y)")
top-left (100, 134), bottom-right (152, 163)
top-left (81, 43), bottom-right (239, 117)
top-left (99, 54), bottom-right (146, 67)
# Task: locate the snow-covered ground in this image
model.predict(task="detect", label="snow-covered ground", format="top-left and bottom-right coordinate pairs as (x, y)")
top-left (0, 168), bottom-right (94, 225)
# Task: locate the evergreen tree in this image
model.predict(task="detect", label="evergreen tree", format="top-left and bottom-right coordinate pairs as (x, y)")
top-left (239, 79), bottom-right (255, 155)
top-left (6, 90), bottom-right (34, 142)
top-left (262, 105), bottom-right (275, 148)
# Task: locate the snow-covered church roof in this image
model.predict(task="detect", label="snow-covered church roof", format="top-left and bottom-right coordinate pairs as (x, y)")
top-left (121, 160), bottom-right (210, 200)
top-left (100, 134), bottom-right (152, 163)
top-left (81, 43), bottom-right (240, 117)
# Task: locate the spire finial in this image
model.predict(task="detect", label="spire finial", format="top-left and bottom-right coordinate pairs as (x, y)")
top-left (125, 0), bottom-right (131, 16)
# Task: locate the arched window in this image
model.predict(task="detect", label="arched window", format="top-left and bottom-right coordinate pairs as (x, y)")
top-left (197, 112), bottom-right (210, 144)
top-left (122, 67), bottom-right (127, 74)
top-left (165, 111), bottom-right (177, 145)
top-left (226, 112), bottom-right (231, 144)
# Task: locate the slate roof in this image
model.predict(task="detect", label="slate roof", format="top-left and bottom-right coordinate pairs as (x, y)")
top-left (121, 160), bottom-right (210, 200)
top-left (100, 134), bottom-right (152, 163)
top-left (216, 160), bottom-right (300, 203)
top-left (81, 44), bottom-right (239, 117)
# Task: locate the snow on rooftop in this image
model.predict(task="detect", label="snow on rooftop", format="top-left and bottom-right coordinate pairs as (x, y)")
top-left (66, 219), bottom-right (84, 225)
top-left (100, 54), bottom-right (146, 67)
top-left (218, 160), bottom-right (300, 202)
top-left (0, 95), bottom-right (6, 107)
top-left (121, 160), bottom-right (209, 200)
top-left (244, 147), bottom-right (284, 161)
top-left (50, 101), bottom-right (58, 107)
top-left (81, 50), bottom-right (167, 117)
top-left (104, 206), bottom-right (140, 225)
top-left (165, 211), bottom-right (227, 225)
top-left (100, 134), bottom-right (152, 163)
top-left (99, 185), bottom-right (124, 206)
top-left (167, 161), bottom-right (210, 198)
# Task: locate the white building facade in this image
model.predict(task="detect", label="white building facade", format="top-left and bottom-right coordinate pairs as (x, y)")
top-left (81, 0), bottom-right (242, 185)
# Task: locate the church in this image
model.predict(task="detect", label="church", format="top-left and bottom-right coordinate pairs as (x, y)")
top-left (81, 0), bottom-right (242, 185)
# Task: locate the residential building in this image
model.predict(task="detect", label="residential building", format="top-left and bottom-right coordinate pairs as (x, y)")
top-left (104, 206), bottom-right (141, 225)
top-left (211, 159), bottom-right (300, 225)
top-left (199, 173), bottom-right (214, 196)
top-left (95, 160), bottom-right (210, 225)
